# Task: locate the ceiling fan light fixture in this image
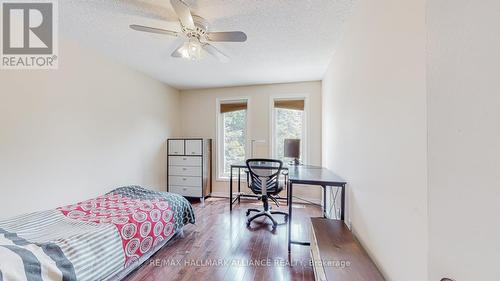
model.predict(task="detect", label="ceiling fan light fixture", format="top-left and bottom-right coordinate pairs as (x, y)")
top-left (130, 0), bottom-right (247, 62)
top-left (179, 39), bottom-right (202, 61)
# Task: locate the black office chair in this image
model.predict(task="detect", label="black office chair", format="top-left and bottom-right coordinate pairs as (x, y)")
top-left (245, 159), bottom-right (289, 231)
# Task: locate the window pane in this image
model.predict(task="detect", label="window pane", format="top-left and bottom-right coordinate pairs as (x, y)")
top-left (223, 109), bottom-right (247, 176)
top-left (275, 108), bottom-right (303, 162)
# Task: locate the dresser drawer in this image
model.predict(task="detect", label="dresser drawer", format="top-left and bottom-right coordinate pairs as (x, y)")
top-left (169, 176), bottom-right (202, 187)
top-left (169, 156), bottom-right (202, 166)
top-left (168, 139), bottom-right (184, 155)
top-left (169, 166), bottom-right (202, 177)
top-left (185, 139), bottom-right (202, 156)
top-left (169, 185), bottom-right (202, 198)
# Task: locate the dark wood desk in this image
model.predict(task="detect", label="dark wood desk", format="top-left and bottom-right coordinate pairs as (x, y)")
top-left (229, 164), bottom-right (347, 252)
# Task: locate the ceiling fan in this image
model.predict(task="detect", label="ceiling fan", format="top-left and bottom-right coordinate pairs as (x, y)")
top-left (130, 0), bottom-right (247, 62)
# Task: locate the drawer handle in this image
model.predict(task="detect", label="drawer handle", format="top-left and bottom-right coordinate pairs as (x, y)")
top-left (182, 178), bottom-right (187, 181)
top-left (191, 152), bottom-right (196, 154)
top-left (183, 158), bottom-right (187, 160)
top-left (182, 168), bottom-right (187, 170)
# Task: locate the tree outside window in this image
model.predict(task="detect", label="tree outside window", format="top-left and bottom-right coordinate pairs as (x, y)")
top-left (222, 109), bottom-right (247, 177)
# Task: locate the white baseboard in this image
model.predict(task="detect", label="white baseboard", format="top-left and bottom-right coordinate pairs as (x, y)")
top-left (209, 191), bottom-right (232, 198)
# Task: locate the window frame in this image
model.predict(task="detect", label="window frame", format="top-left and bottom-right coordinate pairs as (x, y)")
top-left (269, 94), bottom-right (310, 164)
top-left (216, 97), bottom-right (251, 181)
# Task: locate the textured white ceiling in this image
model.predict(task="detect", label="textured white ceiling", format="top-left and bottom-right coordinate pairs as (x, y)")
top-left (60, 0), bottom-right (353, 90)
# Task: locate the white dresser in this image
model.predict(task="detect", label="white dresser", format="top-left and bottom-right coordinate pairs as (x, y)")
top-left (167, 138), bottom-right (211, 202)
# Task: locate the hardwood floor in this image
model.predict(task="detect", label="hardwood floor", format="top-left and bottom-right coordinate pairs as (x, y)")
top-left (123, 197), bottom-right (321, 281)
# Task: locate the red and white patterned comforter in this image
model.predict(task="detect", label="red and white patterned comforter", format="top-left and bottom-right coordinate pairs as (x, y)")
top-left (0, 186), bottom-right (195, 281)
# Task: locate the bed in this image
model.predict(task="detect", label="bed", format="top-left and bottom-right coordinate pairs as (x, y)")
top-left (0, 186), bottom-right (195, 281)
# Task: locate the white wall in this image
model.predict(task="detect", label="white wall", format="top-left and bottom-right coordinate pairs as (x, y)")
top-left (321, 0), bottom-right (428, 280)
top-left (179, 82), bottom-right (322, 201)
top-left (0, 39), bottom-right (180, 218)
top-left (427, 0), bottom-right (500, 280)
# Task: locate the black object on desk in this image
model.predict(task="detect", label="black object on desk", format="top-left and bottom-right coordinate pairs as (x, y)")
top-left (284, 139), bottom-right (301, 165)
top-left (229, 163), bottom-right (347, 252)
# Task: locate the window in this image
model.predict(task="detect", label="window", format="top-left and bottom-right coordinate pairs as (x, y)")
top-left (272, 98), bottom-right (306, 163)
top-left (217, 99), bottom-right (248, 179)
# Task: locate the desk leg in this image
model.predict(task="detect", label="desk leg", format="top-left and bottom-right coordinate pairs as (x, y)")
top-left (341, 184), bottom-right (346, 221)
top-left (288, 182), bottom-right (293, 253)
top-left (230, 167), bottom-right (233, 211)
top-left (285, 175), bottom-right (289, 206)
top-left (323, 185), bottom-right (327, 218)
top-left (238, 168), bottom-right (241, 204)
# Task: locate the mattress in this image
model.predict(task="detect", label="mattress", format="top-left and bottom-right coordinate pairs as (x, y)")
top-left (106, 229), bottom-right (183, 281)
top-left (0, 186), bottom-right (195, 281)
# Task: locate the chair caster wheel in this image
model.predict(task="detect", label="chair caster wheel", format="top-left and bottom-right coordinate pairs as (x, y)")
top-left (272, 225), bottom-right (277, 232)
top-left (246, 221), bottom-right (251, 227)
top-left (284, 216), bottom-right (288, 223)
top-left (246, 210), bottom-right (250, 216)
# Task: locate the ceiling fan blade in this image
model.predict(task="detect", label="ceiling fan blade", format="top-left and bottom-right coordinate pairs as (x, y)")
top-left (207, 31), bottom-right (247, 42)
top-left (130, 25), bottom-right (178, 37)
top-left (203, 43), bottom-right (229, 62)
top-left (170, 0), bottom-right (195, 30)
